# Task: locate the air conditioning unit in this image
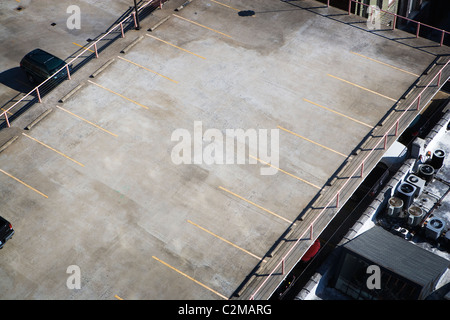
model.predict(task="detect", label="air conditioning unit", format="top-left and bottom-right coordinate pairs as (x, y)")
top-left (417, 164), bottom-right (434, 184)
top-left (430, 149), bottom-right (445, 170)
top-left (407, 206), bottom-right (424, 227)
top-left (397, 182), bottom-right (417, 209)
top-left (425, 217), bottom-right (446, 240)
top-left (405, 174), bottom-right (425, 197)
top-left (387, 196), bottom-right (403, 218)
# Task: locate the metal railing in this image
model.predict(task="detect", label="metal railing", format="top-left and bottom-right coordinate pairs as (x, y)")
top-left (0, 0), bottom-right (166, 128)
top-left (249, 57), bottom-right (450, 299)
top-left (321, 0), bottom-right (450, 46)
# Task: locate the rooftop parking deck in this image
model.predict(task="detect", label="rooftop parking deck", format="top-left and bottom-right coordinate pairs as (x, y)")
top-left (0, 0), bottom-right (449, 300)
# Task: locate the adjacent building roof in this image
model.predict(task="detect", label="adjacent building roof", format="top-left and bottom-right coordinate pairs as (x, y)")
top-left (343, 226), bottom-right (450, 288)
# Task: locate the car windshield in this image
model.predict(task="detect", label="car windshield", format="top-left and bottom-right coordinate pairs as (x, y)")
top-left (45, 57), bottom-right (66, 75)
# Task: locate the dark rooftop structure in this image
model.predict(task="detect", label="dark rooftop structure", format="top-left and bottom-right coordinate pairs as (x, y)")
top-left (332, 226), bottom-right (450, 300)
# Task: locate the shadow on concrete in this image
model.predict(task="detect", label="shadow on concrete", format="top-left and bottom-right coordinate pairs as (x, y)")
top-left (0, 67), bottom-right (33, 94)
top-left (281, 0), bottom-right (447, 56)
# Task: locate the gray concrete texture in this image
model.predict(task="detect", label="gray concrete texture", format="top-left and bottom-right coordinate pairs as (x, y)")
top-left (0, 0), bottom-right (449, 299)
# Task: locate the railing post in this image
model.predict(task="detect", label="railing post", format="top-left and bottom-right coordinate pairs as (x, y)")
top-left (336, 192), bottom-right (340, 208)
top-left (417, 94), bottom-right (421, 110)
top-left (4, 112), bottom-right (10, 128)
top-left (160, 0), bottom-right (163, 9)
top-left (348, 0), bottom-right (352, 15)
top-left (437, 70), bottom-right (442, 87)
top-left (132, 11), bottom-right (138, 29)
top-left (120, 22), bottom-right (125, 38)
top-left (66, 65), bottom-right (71, 80)
top-left (384, 134), bottom-right (388, 150)
top-left (440, 31), bottom-right (445, 47)
top-left (392, 14), bottom-right (397, 30)
top-left (310, 224), bottom-right (313, 240)
top-left (281, 259), bottom-right (285, 275)
top-left (36, 87), bottom-right (42, 103)
top-left (395, 119), bottom-right (399, 136)
top-left (94, 43), bottom-right (99, 58)
top-left (416, 22), bottom-right (421, 38)
top-left (360, 161), bottom-right (364, 178)
top-left (327, 0), bottom-right (330, 7)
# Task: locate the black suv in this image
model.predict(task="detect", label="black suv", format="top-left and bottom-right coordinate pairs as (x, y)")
top-left (20, 48), bottom-right (70, 84)
top-left (0, 216), bottom-right (14, 249)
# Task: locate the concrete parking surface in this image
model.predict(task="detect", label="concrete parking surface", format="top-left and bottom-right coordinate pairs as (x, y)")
top-left (0, 0), bottom-right (449, 299)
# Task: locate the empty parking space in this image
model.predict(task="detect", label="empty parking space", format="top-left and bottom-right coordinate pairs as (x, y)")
top-left (0, 0), bottom-right (447, 300)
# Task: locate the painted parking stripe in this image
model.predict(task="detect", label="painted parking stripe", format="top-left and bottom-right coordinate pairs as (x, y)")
top-left (173, 14), bottom-right (232, 38)
top-left (219, 186), bottom-right (292, 223)
top-left (72, 42), bottom-right (94, 53)
top-left (56, 106), bottom-right (118, 137)
top-left (249, 155), bottom-right (321, 190)
top-left (87, 80), bottom-right (149, 110)
top-left (152, 256), bottom-right (228, 300)
top-left (187, 220), bottom-right (263, 260)
top-left (303, 98), bottom-right (373, 128)
top-left (210, 0), bottom-right (240, 11)
top-left (117, 56), bottom-right (178, 84)
top-left (145, 34), bottom-right (206, 60)
top-left (278, 125), bottom-right (347, 158)
top-left (350, 52), bottom-right (420, 77)
top-left (22, 133), bottom-right (85, 167)
top-left (327, 74), bottom-right (397, 102)
top-left (0, 168), bottom-right (48, 198)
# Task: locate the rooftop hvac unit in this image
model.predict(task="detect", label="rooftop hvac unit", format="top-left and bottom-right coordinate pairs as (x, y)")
top-left (387, 196), bottom-right (403, 218)
top-left (417, 164), bottom-right (434, 184)
top-left (396, 182), bottom-right (417, 209)
top-left (405, 174), bottom-right (425, 197)
top-left (407, 206), bottom-right (424, 227)
top-left (430, 149), bottom-right (445, 170)
top-left (425, 217), bottom-right (446, 241)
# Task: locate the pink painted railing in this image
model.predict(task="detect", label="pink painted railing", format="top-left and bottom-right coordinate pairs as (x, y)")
top-left (0, 0), bottom-right (166, 127)
top-left (337, 0), bottom-right (449, 46)
top-left (248, 57), bottom-right (450, 300)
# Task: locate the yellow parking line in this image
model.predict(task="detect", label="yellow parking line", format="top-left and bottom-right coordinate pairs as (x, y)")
top-left (1, 108), bottom-right (13, 116)
top-left (152, 256), bottom-right (228, 300)
top-left (303, 98), bottom-right (373, 128)
top-left (187, 220), bottom-right (263, 260)
top-left (114, 295), bottom-right (123, 300)
top-left (173, 14), bottom-right (232, 38)
top-left (210, 0), bottom-right (240, 11)
top-left (0, 169), bottom-right (48, 198)
top-left (145, 34), bottom-right (206, 60)
top-left (56, 106), bottom-right (118, 137)
top-left (327, 74), bottom-right (397, 102)
top-left (278, 125), bottom-right (347, 158)
top-left (22, 133), bottom-right (85, 167)
top-left (117, 56), bottom-right (178, 84)
top-left (87, 80), bottom-right (149, 110)
top-left (249, 155), bottom-right (321, 190)
top-left (72, 42), bottom-right (94, 53)
top-left (219, 186), bottom-right (292, 223)
top-left (350, 52), bottom-right (420, 77)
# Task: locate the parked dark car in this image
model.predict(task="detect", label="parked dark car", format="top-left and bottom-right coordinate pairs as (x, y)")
top-left (20, 48), bottom-right (71, 84)
top-left (0, 216), bottom-right (14, 249)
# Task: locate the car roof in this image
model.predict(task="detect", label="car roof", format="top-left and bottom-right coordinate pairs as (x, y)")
top-left (24, 48), bottom-right (64, 68)
top-left (0, 216), bottom-right (9, 225)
